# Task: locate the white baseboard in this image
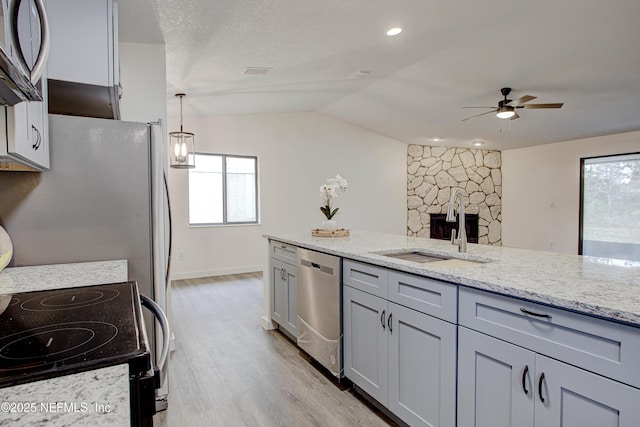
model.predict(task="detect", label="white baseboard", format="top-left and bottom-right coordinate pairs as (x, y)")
top-left (170, 264), bottom-right (263, 281)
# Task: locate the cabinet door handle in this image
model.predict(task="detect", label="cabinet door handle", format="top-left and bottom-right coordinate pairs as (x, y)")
top-left (388, 312), bottom-right (393, 333)
top-left (538, 372), bottom-right (546, 403)
top-left (520, 308), bottom-right (552, 319)
top-left (380, 309), bottom-right (386, 330)
top-left (521, 365), bottom-right (530, 395)
top-left (32, 125), bottom-right (41, 150)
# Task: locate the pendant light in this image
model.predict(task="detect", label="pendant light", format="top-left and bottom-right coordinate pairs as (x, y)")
top-left (169, 93), bottom-right (195, 169)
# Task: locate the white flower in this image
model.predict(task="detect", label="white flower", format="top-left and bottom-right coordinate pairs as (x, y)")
top-left (319, 174), bottom-right (348, 220)
top-left (319, 184), bottom-right (338, 203)
top-left (328, 174), bottom-right (348, 192)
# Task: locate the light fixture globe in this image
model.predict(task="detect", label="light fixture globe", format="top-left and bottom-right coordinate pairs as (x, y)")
top-left (496, 106), bottom-right (516, 119)
top-left (170, 93), bottom-right (196, 169)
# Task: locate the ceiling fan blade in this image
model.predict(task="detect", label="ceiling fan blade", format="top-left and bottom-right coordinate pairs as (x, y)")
top-left (522, 103), bottom-right (564, 109)
top-left (511, 95), bottom-right (537, 106)
top-left (511, 111), bottom-right (520, 120)
top-left (462, 106), bottom-right (496, 109)
top-left (461, 109), bottom-right (498, 121)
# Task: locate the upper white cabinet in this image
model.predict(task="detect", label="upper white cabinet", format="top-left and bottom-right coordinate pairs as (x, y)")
top-left (45, 0), bottom-right (120, 119)
top-left (0, 0), bottom-right (49, 171)
top-left (4, 78), bottom-right (49, 170)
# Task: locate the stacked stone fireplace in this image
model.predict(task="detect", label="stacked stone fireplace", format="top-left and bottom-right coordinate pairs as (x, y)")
top-left (407, 145), bottom-right (502, 246)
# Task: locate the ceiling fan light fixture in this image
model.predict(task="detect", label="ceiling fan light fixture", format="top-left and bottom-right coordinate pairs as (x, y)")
top-left (386, 27), bottom-right (402, 36)
top-left (496, 106), bottom-right (516, 119)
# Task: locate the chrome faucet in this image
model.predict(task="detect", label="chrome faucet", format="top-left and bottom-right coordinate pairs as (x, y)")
top-left (446, 189), bottom-right (467, 252)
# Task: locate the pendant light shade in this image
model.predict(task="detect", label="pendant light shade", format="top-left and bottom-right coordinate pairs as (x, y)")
top-left (170, 93), bottom-right (195, 169)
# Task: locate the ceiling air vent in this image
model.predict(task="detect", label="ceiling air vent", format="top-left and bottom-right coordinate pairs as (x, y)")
top-left (244, 67), bottom-right (272, 75)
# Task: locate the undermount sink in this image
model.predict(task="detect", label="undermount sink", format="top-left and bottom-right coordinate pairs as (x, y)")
top-left (375, 250), bottom-right (487, 267)
top-left (382, 251), bottom-right (453, 263)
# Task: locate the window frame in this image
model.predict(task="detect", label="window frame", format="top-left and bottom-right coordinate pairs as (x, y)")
top-left (188, 152), bottom-right (259, 227)
top-left (579, 151), bottom-right (640, 256)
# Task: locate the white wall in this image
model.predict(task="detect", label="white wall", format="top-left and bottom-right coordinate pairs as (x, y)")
top-left (168, 112), bottom-right (407, 279)
top-left (502, 131), bottom-right (640, 254)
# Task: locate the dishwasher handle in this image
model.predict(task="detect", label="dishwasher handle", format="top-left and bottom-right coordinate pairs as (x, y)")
top-left (300, 258), bottom-right (334, 275)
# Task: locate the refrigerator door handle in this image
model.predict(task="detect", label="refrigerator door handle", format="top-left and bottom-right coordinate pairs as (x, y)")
top-left (140, 294), bottom-right (171, 389)
top-left (163, 172), bottom-right (173, 289)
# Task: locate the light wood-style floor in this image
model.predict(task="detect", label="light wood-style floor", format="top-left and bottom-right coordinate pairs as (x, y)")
top-left (153, 273), bottom-right (395, 427)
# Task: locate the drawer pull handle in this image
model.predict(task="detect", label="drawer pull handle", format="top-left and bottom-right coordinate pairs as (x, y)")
top-left (388, 312), bottom-right (393, 333)
top-left (381, 309), bottom-right (386, 330)
top-left (521, 365), bottom-right (530, 395)
top-left (538, 372), bottom-right (546, 403)
top-left (520, 308), bottom-right (552, 319)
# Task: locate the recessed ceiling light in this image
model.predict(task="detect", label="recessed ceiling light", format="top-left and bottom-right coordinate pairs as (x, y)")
top-left (473, 141), bottom-right (484, 147)
top-left (431, 136), bottom-right (443, 142)
top-left (386, 27), bottom-right (402, 36)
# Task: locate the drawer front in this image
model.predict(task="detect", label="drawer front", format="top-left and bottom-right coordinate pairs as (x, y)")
top-left (343, 259), bottom-right (388, 298)
top-left (388, 271), bottom-right (457, 323)
top-left (270, 240), bottom-right (297, 265)
top-left (459, 287), bottom-right (640, 388)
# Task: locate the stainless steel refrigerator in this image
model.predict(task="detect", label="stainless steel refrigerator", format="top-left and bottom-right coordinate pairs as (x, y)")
top-left (0, 114), bottom-right (171, 405)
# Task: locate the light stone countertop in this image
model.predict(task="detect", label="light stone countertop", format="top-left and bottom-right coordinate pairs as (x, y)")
top-left (0, 260), bottom-right (128, 295)
top-left (264, 231), bottom-right (640, 327)
top-left (0, 364), bottom-right (130, 426)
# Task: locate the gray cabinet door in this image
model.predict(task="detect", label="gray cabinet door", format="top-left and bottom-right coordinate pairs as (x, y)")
top-left (271, 258), bottom-right (297, 338)
top-left (388, 302), bottom-right (457, 427)
top-left (343, 285), bottom-right (388, 405)
top-left (535, 354), bottom-right (640, 427)
top-left (284, 267), bottom-right (297, 336)
top-left (458, 327), bottom-right (535, 427)
top-left (271, 258), bottom-right (287, 327)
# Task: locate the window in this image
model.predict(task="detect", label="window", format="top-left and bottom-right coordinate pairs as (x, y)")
top-left (580, 153), bottom-right (640, 262)
top-left (188, 153), bottom-right (258, 225)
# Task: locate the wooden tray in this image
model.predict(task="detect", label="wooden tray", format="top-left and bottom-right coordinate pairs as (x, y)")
top-left (311, 228), bottom-right (350, 237)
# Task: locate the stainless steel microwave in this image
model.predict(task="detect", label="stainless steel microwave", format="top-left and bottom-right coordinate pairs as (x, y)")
top-left (0, 0), bottom-right (49, 105)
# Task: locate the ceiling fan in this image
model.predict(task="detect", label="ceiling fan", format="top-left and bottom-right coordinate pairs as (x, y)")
top-left (461, 87), bottom-right (564, 122)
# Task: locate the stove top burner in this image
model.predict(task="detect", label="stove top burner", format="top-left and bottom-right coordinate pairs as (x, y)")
top-left (0, 282), bottom-right (150, 387)
top-left (20, 288), bottom-right (120, 311)
top-left (0, 321), bottom-right (118, 370)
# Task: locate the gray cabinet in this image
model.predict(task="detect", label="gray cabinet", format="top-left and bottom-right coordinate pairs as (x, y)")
top-left (388, 301), bottom-right (456, 427)
top-left (269, 241), bottom-right (297, 339)
top-left (343, 259), bottom-right (457, 427)
top-left (458, 287), bottom-right (640, 427)
top-left (343, 285), bottom-right (388, 404)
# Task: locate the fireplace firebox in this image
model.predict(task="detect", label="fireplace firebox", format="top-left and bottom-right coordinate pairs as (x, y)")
top-left (429, 214), bottom-right (479, 243)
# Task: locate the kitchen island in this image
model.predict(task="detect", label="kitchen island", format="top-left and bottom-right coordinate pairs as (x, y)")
top-left (264, 231), bottom-right (640, 325)
top-left (264, 231), bottom-right (640, 427)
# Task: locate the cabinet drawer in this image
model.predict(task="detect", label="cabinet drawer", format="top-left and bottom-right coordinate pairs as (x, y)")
top-left (343, 259), bottom-right (388, 298)
top-left (270, 241), bottom-right (297, 265)
top-left (459, 287), bottom-right (640, 388)
top-left (388, 271), bottom-right (457, 323)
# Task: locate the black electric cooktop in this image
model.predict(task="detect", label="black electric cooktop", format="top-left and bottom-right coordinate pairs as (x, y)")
top-left (0, 282), bottom-right (151, 388)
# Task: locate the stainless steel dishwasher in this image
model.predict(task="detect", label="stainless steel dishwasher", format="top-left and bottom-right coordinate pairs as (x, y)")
top-left (297, 248), bottom-right (342, 377)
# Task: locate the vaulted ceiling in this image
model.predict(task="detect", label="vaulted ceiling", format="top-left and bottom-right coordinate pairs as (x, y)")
top-left (118, 0), bottom-right (640, 150)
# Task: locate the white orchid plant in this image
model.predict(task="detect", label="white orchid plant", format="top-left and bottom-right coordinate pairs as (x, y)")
top-left (319, 174), bottom-right (348, 220)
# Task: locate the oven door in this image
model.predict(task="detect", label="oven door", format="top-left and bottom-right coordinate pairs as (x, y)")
top-left (0, 0), bottom-right (48, 105)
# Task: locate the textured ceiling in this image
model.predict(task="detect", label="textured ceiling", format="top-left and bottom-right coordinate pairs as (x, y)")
top-left (121, 0), bottom-right (640, 150)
